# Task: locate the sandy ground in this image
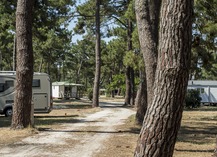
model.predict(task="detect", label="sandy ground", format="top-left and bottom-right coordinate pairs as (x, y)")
top-left (0, 101), bottom-right (135, 157)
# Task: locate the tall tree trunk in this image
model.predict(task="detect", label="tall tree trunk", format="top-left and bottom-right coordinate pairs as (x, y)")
top-left (135, 66), bottom-right (147, 125)
top-left (92, 0), bottom-right (101, 107)
top-left (135, 0), bottom-right (161, 106)
top-left (47, 51), bottom-right (51, 75)
top-left (38, 58), bottom-right (43, 72)
top-left (134, 0), bottom-right (161, 122)
top-left (130, 67), bottom-right (135, 105)
top-left (11, 0), bottom-right (34, 129)
top-left (76, 60), bottom-right (83, 84)
top-left (134, 0), bottom-right (193, 156)
top-left (125, 19), bottom-right (133, 106)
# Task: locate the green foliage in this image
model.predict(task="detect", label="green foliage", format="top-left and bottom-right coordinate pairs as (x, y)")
top-left (87, 88), bottom-right (93, 101)
top-left (123, 50), bottom-right (140, 70)
top-left (201, 59), bottom-right (217, 80)
top-left (73, 0), bottom-right (140, 94)
top-left (123, 0), bottom-right (135, 22)
top-left (0, 0), bottom-right (16, 70)
top-left (191, 0), bottom-right (217, 79)
top-left (0, 0), bottom-right (75, 73)
top-left (67, 38), bottom-right (95, 88)
top-left (100, 38), bottom-right (126, 89)
top-left (106, 74), bottom-right (125, 94)
top-left (185, 89), bottom-right (202, 108)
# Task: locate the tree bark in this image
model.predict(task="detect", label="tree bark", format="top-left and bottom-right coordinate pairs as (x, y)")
top-left (125, 19), bottom-right (133, 106)
top-left (135, 0), bottom-right (161, 106)
top-left (135, 67), bottom-right (147, 125)
top-left (92, 0), bottom-right (101, 107)
top-left (11, 0), bottom-right (34, 129)
top-left (130, 68), bottom-right (135, 106)
top-left (134, 0), bottom-right (193, 156)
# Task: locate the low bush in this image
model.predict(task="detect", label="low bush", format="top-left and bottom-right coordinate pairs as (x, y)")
top-left (185, 89), bottom-right (202, 108)
top-left (87, 88), bottom-right (93, 101)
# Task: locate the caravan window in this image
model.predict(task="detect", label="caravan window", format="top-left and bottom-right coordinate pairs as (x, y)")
top-left (0, 81), bottom-right (13, 92)
top-left (32, 79), bottom-right (40, 87)
top-left (6, 80), bottom-right (14, 87)
top-left (0, 83), bottom-right (4, 92)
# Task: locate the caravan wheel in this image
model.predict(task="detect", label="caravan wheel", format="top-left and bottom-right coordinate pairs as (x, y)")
top-left (5, 108), bottom-right (13, 117)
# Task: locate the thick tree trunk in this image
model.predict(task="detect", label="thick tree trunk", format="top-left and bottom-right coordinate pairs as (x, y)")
top-left (134, 0), bottom-right (161, 126)
top-left (11, 0), bottom-right (34, 129)
top-left (135, 0), bottom-right (161, 106)
top-left (92, 0), bottom-right (101, 107)
top-left (134, 0), bottom-right (193, 156)
top-left (135, 67), bottom-right (147, 125)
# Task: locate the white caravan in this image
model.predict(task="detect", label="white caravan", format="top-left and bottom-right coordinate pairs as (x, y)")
top-left (188, 80), bottom-right (217, 105)
top-left (52, 81), bottom-right (84, 99)
top-left (0, 71), bottom-right (53, 116)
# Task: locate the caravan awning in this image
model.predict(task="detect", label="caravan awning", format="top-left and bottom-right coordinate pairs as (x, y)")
top-left (52, 81), bottom-right (83, 86)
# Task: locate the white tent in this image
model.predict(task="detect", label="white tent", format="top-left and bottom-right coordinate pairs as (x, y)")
top-left (52, 81), bottom-right (83, 99)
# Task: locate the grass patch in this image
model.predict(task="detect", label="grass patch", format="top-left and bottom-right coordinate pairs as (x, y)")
top-left (93, 106), bottom-right (217, 157)
top-left (0, 128), bottom-right (36, 145)
top-left (0, 116), bottom-right (12, 128)
top-left (174, 106), bottom-right (217, 157)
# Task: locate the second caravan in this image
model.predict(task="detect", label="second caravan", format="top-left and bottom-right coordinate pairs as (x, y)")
top-left (188, 80), bottom-right (217, 105)
top-left (0, 71), bottom-right (53, 116)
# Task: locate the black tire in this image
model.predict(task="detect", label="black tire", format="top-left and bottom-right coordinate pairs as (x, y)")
top-left (5, 108), bottom-right (13, 117)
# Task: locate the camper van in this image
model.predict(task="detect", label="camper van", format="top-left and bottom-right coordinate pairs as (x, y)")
top-left (0, 71), bottom-right (53, 116)
top-left (188, 80), bottom-right (217, 105)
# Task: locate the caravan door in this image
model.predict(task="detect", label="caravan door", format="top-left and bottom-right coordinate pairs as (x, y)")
top-left (33, 93), bottom-right (48, 112)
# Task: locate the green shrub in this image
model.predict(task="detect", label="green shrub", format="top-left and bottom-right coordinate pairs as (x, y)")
top-left (185, 89), bottom-right (202, 108)
top-left (87, 88), bottom-right (93, 101)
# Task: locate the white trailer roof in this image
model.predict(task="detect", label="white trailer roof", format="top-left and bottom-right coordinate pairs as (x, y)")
top-left (0, 71), bottom-right (48, 76)
top-left (52, 81), bottom-right (83, 86)
top-left (188, 80), bottom-right (217, 86)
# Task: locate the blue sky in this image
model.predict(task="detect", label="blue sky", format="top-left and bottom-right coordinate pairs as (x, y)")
top-left (67, 0), bottom-right (115, 44)
top-left (67, 0), bottom-right (86, 43)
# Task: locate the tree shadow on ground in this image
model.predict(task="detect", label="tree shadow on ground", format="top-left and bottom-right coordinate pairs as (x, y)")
top-left (0, 115), bottom-right (88, 128)
top-left (0, 100), bottom-right (131, 128)
top-left (53, 104), bottom-right (92, 109)
top-left (177, 125), bottom-right (216, 145)
top-left (38, 127), bottom-right (140, 134)
top-left (34, 116), bottom-right (100, 128)
top-left (99, 102), bottom-right (133, 108)
top-left (54, 100), bottom-right (134, 109)
top-left (53, 98), bottom-right (91, 104)
top-left (184, 106), bottom-right (217, 112)
top-left (175, 148), bottom-right (214, 153)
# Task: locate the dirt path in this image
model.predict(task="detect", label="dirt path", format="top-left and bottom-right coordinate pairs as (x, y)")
top-left (0, 102), bottom-right (135, 157)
